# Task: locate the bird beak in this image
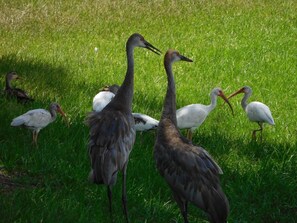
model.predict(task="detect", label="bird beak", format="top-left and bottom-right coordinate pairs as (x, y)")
top-left (219, 92), bottom-right (234, 116)
top-left (180, 55), bottom-right (193, 62)
top-left (57, 108), bottom-right (70, 127)
top-left (227, 88), bottom-right (245, 100)
top-left (144, 40), bottom-right (162, 55)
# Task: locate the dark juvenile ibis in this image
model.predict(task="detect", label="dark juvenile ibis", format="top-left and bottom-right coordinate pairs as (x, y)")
top-left (154, 49), bottom-right (229, 223)
top-left (176, 87), bottom-right (233, 140)
top-left (11, 102), bottom-right (66, 145)
top-left (85, 33), bottom-right (161, 222)
top-left (228, 86), bottom-right (275, 141)
top-left (4, 71), bottom-right (34, 103)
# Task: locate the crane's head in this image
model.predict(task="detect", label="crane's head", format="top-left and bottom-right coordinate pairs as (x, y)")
top-left (6, 71), bottom-right (20, 81)
top-left (128, 33), bottom-right (162, 55)
top-left (212, 88), bottom-right (234, 116)
top-left (164, 49), bottom-right (193, 64)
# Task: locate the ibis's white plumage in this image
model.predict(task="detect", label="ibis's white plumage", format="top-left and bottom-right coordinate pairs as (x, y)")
top-left (245, 101), bottom-right (275, 125)
top-left (11, 102), bottom-right (66, 145)
top-left (92, 85), bottom-right (120, 112)
top-left (132, 113), bottom-right (159, 131)
top-left (176, 87), bottom-right (233, 140)
top-left (228, 86), bottom-right (275, 141)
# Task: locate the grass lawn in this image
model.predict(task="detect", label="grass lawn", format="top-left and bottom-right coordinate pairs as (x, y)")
top-left (0, 0), bottom-right (296, 222)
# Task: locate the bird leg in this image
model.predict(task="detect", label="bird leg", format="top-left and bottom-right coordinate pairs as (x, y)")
top-left (173, 193), bottom-right (189, 223)
top-left (32, 131), bottom-right (38, 146)
top-left (186, 130), bottom-right (193, 141)
top-left (252, 122), bottom-right (263, 142)
top-left (122, 162), bottom-right (129, 223)
top-left (107, 186), bottom-right (113, 214)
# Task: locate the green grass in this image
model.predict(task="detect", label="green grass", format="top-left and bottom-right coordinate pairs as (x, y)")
top-left (0, 0), bottom-right (296, 222)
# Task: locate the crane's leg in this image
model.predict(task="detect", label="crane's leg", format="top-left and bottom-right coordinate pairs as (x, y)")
top-left (173, 193), bottom-right (189, 223)
top-left (107, 186), bottom-right (112, 214)
top-left (122, 162), bottom-right (129, 223)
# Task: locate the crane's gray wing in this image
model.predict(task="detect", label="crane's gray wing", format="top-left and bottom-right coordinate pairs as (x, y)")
top-left (154, 139), bottom-right (228, 220)
top-left (86, 110), bottom-right (135, 185)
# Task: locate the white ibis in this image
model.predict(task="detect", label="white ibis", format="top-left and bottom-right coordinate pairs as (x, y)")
top-left (154, 49), bottom-right (229, 223)
top-left (4, 71), bottom-right (34, 103)
top-left (92, 84), bottom-right (120, 112)
top-left (176, 87), bottom-right (234, 140)
top-left (133, 113), bottom-right (159, 131)
top-left (92, 85), bottom-right (159, 132)
top-left (10, 102), bottom-right (66, 145)
top-left (85, 33), bottom-right (161, 222)
top-left (228, 86), bottom-right (275, 141)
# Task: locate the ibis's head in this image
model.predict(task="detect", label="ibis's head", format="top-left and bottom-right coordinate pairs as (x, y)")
top-left (128, 33), bottom-right (162, 55)
top-left (164, 49), bottom-right (193, 65)
top-left (212, 87), bottom-right (234, 116)
top-left (50, 102), bottom-right (66, 117)
top-left (228, 86), bottom-right (253, 99)
top-left (6, 71), bottom-right (19, 81)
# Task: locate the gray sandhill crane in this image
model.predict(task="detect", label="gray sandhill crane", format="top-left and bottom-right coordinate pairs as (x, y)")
top-left (154, 49), bottom-right (229, 223)
top-left (176, 87), bottom-right (234, 140)
top-left (228, 86), bottom-right (275, 141)
top-left (85, 33), bottom-right (161, 222)
top-left (4, 71), bottom-right (34, 103)
top-left (11, 102), bottom-right (66, 145)
top-left (92, 84), bottom-right (120, 112)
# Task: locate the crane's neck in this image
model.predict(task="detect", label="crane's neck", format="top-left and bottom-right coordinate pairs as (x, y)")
top-left (241, 92), bottom-right (251, 111)
top-left (111, 43), bottom-right (134, 112)
top-left (160, 61), bottom-right (177, 126)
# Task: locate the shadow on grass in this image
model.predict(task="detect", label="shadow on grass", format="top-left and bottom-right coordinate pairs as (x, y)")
top-left (0, 54), bottom-right (72, 102)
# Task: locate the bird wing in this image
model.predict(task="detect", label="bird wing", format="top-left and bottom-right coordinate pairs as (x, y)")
top-left (246, 101), bottom-right (275, 125)
top-left (92, 92), bottom-right (115, 112)
top-left (86, 110), bottom-right (136, 185)
top-left (13, 88), bottom-right (34, 102)
top-left (154, 137), bottom-right (228, 217)
top-left (12, 109), bottom-right (51, 129)
top-left (176, 104), bottom-right (208, 129)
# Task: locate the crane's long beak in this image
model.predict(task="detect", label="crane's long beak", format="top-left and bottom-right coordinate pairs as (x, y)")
top-left (227, 88), bottom-right (245, 100)
top-left (180, 55), bottom-right (193, 62)
top-left (144, 40), bottom-right (162, 55)
top-left (219, 92), bottom-right (234, 116)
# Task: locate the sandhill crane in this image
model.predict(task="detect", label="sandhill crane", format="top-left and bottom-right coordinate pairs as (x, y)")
top-left (85, 33), bottom-right (161, 222)
top-left (11, 102), bottom-right (66, 145)
top-left (92, 84), bottom-right (120, 112)
top-left (4, 71), bottom-right (34, 103)
top-left (228, 86), bottom-right (275, 141)
top-left (176, 87), bottom-right (234, 140)
top-left (154, 49), bottom-right (229, 223)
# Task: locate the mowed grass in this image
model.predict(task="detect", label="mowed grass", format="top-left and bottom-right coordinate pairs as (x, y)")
top-left (0, 0), bottom-right (296, 222)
